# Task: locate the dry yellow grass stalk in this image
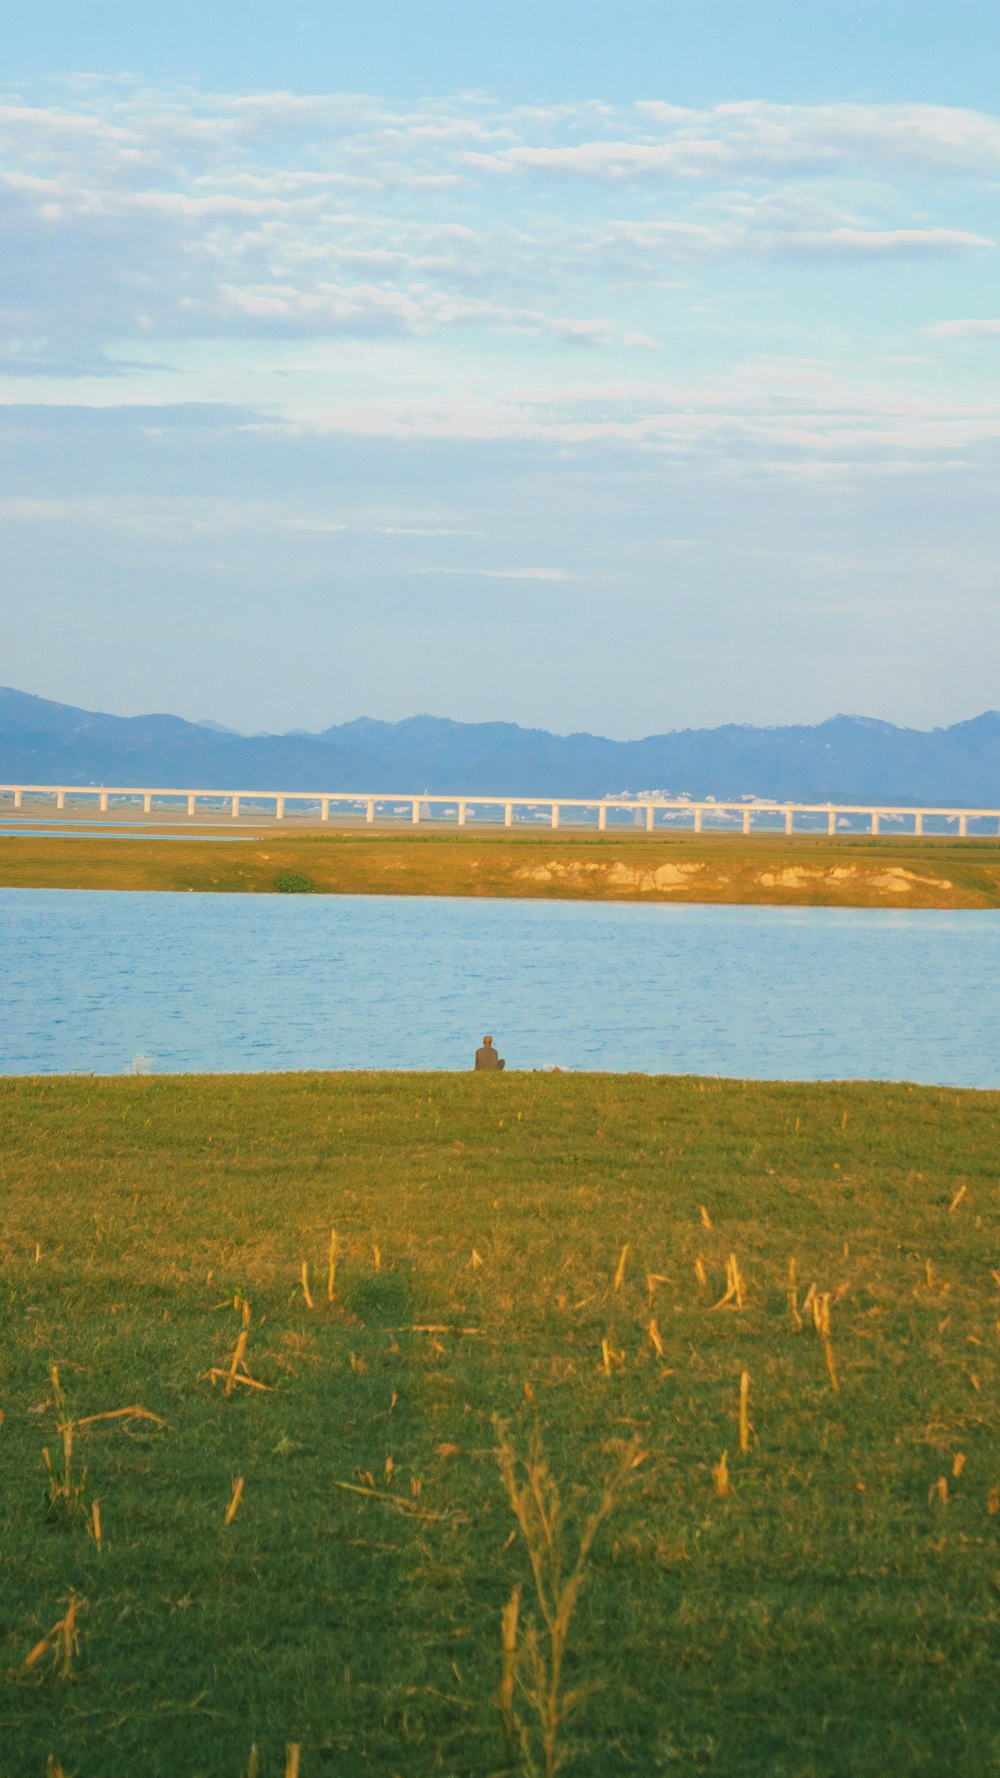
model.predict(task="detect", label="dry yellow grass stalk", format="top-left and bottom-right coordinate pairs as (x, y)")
top-left (694, 1256), bottom-right (707, 1287)
top-left (787, 1257), bottom-right (802, 1329)
top-left (245, 1748), bottom-right (259, 1778)
top-left (73, 1405), bottom-right (167, 1431)
top-left (613, 1244), bottom-right (630, 1291)
top-left (327, 1228), bottom-right (338, 1302)
top-left (647, 1318), bottom-right (665, 1358)
top-left (712, 1451), bottom-right (730, 1497)
top-left (331, 1478), bottom-right (450, 1522)
top-left (645, 1272), bottom-right (670, 1308)
top-left (206, 1327), bottom-right (271, 1396)
top-left (928, 1475), bottom-right (948, 1508)
top-left (739, 1370), bottom-right (750, 1454)
top-left (409, 1323), bottom-right (482, 1335)
top-left (493, 1418), bottom-right (645, 1778)
top-left (699, 1204), bottom-right (712, 1230)
top-left (285, 1747), bottom-right (301, 1778)
top-left (207, 1367), bottom-right (270, 1393)
top-left (952, 1452), bottom-right (966, 1479)
top-left (988, 1486), bottom-right (999, 1516)
top-left (224, 1476), bottom-right (245, 1526)
top-left (824, 1339), bottom-right (840, 1394)
top-left (225, 1337), bottom-right (249, 1401)
top-left (712, 1253), bottom-right (746, 1311)
top-left (471, 1247), bottom-right (484, 1268)
top-left (497, 1582), bottom-right (521, 1758)
top-left (44, 1369), bottom-right (168, 1522)
top-left (925, 1258), bottom-right (935, 1289)
top-left (372, 1244), bottom-right (382, 1272)
top-left (22, 1593), bottom-right (83, 1679)
top-left (225, 1329), bottom-right (249, 1396)
top-left (812, 1292), bottom-right (831, 1337)
top-left (88, 1499), bottom-right (102, 1551)
top-left (948, 1183), bottom-right (967, 1213)
top-left (300, 1261), bottom-right (315, 1309)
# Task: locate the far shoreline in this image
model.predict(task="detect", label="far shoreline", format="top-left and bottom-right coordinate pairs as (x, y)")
top-left (1, 825), bottom-right (999, 910)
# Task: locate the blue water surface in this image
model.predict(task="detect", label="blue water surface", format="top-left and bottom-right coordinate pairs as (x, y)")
top-left (0, 889), bottom-right (996, 1085)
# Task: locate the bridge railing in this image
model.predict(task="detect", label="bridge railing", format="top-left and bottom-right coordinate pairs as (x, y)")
top-left (1, 784), bottom-right (999, 837)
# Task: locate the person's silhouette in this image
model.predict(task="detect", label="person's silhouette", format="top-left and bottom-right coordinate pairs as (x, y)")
top-left (474, 1034), bottom-right (505, 1071)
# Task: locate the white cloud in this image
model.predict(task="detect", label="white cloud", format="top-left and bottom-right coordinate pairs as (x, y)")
top-left (0, 76), bottom-right (996, 454)
top-left (925, 318), bottom-right (1000, 339)
top-left (473, 101), bottom-right (1000, 182)
top-left (802, 227), bottom-right (992, 255)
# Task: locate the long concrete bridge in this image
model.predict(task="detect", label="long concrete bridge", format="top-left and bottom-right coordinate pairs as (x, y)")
top-left (1, 783), bottom-right (998, 837)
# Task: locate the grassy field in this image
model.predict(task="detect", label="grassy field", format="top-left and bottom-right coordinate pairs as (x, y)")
top-left (1, 827), bottom-right (999, 906)
top-left (1, 1071), bottom-right (998, 1777)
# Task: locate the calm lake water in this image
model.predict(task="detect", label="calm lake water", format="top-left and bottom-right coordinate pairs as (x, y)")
top-left (0, 888), bottom-right (996, 1086)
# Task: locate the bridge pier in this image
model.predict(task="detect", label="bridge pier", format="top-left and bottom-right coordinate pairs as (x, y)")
top-left (914, 811), bottom-right (924, 836)
top-left (231, 795), bottom-right (240, 818)
top-left (784, 807), bottom-right (794, 835)
top-left (366, 799), bottom-right (375, 824)
top-left (693, 807), bottom-right (702, 834)
top-left (551, 803), bottom-right (560, 829)
top-left (412, 799), bottom-right (421, 824)
top-left (276, 795), bottom-right (285, 820)
top-left (99, 791), bottom-right (108, 813)
top-left (871, 812), bottom-right (880, 835)
top-left (321, 797), bottom-right (330, 822)
top-left (645, 804), bottom-right (654, 832)
top-left (187, 794), bottom-right (196, 817)
top-left (504, 803), bottom-right (513, 827)
top-left (743, 808), bottom-right (752, 835)
top-left (458, 800), bottom-right (467, 827)
top-left (56, 789), bottom-right (65, 811)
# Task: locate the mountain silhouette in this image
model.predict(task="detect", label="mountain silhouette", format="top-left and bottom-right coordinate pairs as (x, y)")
top-left (1, 687), bottom-right (998, 806)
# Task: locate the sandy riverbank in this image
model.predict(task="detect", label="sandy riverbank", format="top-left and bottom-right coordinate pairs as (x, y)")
top-left (1, 827), bottom-right (999, 906)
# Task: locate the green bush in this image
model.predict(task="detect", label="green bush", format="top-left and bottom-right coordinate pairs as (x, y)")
top-left (273, 872), bottom-right (316, 894)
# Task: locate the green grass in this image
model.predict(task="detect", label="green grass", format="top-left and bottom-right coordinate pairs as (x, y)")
top-left (1, 1071), bottom-right (998, 1777)
top-left (1, 828), bottom-right (999, 906)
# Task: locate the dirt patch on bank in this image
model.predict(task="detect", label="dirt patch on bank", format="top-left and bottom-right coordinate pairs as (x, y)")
top-left (515, 857), bottom-right (980, 906)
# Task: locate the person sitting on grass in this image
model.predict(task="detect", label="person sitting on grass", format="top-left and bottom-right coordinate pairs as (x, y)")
top-left (475, 1034), bottom-right (505, 1071)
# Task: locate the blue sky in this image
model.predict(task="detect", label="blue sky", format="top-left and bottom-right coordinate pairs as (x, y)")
top-left (3, 2), bottom-right (999, 737)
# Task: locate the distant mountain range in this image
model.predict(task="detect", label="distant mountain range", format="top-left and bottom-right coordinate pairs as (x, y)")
top-left (1, 686), bottom-right (998, 806)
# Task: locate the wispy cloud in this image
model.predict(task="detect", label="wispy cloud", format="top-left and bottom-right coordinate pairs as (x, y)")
top-left (0, 80), bottom-right (996, 376)
top-left (924, 318), bottom-right (1000, 339)
top-left (413, 565), bottom-right (571, 580)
